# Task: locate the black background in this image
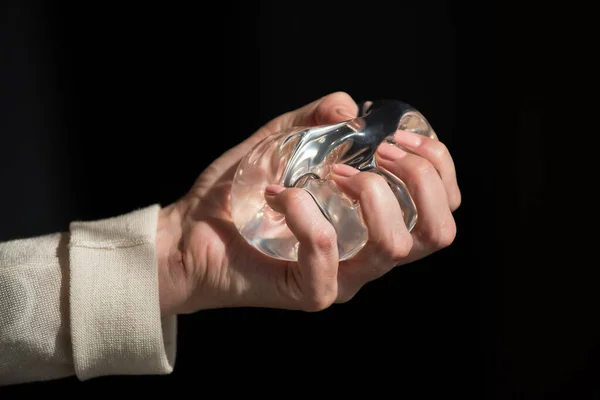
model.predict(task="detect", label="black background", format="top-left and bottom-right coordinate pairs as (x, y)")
top-left (1, 1), bottom-right (597, 398)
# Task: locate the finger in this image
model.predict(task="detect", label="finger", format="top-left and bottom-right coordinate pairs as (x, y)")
top-left (291, 91), bottom-right (359, 126)
top-left (264, 185), bottom-right (339, 311)
top-left (209, 92), bottom-right (360, 186)
top-left (361, 100), bottom-right (373, 114)
top-left (245, 92), bottom-right (359, 160)
top-left (376, 144), bottom-right (457, 261)
top-left (263, 92), bottom-right (358, 134)
top-left (329, 164), bottom-right (413, 289)
top-left (390, 130), bottom-right (461, 211)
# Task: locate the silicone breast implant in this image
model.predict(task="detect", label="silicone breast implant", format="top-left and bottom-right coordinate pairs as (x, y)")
top-left (230, 99), bottom-right (436, 262)
top-left (230, 126), bottom-right (367, 262)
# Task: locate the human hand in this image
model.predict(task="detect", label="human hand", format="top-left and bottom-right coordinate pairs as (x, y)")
top-left (155, 92), bottom-right (461, 316)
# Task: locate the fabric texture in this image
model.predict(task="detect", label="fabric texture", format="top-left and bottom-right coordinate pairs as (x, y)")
top-left (0, 205), bottom-right (176, 386)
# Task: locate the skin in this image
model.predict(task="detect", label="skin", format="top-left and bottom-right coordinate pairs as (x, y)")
top-left (155, 92), bottom-right (461, 317)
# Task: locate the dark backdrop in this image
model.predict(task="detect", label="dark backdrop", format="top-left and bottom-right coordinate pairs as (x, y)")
top-left (5, 1), bottom-right (596, 398)
top-left (2, 0), bottom-right (488, 397)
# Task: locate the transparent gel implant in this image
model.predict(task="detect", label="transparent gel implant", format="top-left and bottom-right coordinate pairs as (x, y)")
top-left (230, 99), bottom-right (437, 262)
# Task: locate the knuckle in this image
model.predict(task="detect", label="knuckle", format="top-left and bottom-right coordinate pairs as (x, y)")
top-left (411, 158), bottom-right (437, 180)
top-left (336, 288), bottom-right (359, 304)
top-left (440, 221), bottom-right (458, 248)
top-left (391, 233), bottom-right (413, 261)
top-left (302, 290), bottom-right (337, 312)
top-left (364, 172), bottom-right (388, 189)
top-left (312, 225), bottom-right (337, 252)
top-left (357, 173), bottom-right (388, 199)
top-left (380, 232), bottom-right (413, 264)
top-left (450, 190), bottom-right (462, 211)
top-left (429, 141), bottom-right (449, 163)
top-left (422, 218), bottom-right (457, 249)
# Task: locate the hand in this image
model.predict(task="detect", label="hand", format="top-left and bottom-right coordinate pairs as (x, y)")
top-left (155, 92), bottom-right (461, 316)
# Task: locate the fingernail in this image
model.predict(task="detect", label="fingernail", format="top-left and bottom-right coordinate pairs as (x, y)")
top-left (331, 163), bottom-right (359, 177)
top-left (377, 142), bottom-right (408, 161)
top-left (361, 101), bottom-right (373, 114)
top-left (265, 184), bottom-right (285, 196)
top-left (336, 107), bottom-right (355, 119)
top-left (393, 130), bottom-right (423, 148)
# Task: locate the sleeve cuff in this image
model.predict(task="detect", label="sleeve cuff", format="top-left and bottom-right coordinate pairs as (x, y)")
top-left (68, 205), bottom-right (176, 381)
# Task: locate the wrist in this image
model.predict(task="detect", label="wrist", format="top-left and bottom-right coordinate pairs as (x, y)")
top-left (156, 202), bottom-right (188, 318)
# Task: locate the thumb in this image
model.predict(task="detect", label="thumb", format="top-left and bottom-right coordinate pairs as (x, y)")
top-left (289, 91), bottom-right (359, 127)
top-left (210, 92), bottom-right (360, 182)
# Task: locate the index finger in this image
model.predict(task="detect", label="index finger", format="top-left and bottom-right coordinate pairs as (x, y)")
top-left (264, 185), bottom-right (340, 311)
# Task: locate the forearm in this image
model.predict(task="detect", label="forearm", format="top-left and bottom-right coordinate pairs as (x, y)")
top-left (0, 232), bottom-right (73, 385)
top-left (0, 205), bottom-right (177, 386)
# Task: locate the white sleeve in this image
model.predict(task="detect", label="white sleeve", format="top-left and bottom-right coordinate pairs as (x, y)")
top-left (0, 205), bottom-right (176, 386)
